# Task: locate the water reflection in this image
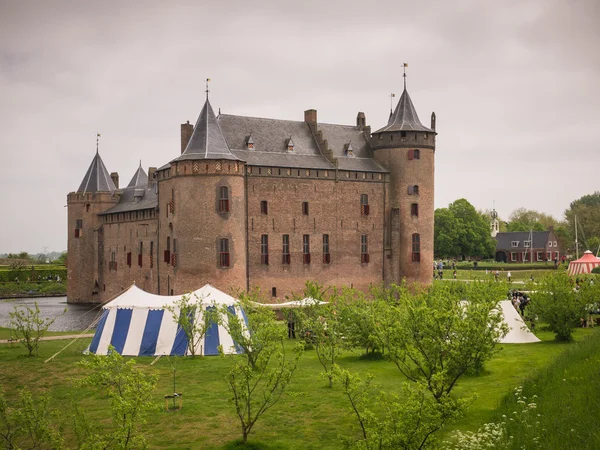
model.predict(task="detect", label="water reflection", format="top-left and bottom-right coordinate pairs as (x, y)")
top-left (0, 297), bottom-right (101, 332)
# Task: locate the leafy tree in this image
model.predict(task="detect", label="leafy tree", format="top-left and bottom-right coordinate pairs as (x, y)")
top-left (506, 207), bottom-right (559, 232)
top-left (564, 192), bottom-right (600, 253)
top-left (529, 272), bottom-right (591, 341)
top-left (55, 252), bottom-right (68, 265)
top-left (74, 348), bottom-right (157, 449)
top-left (164, 292), bottom-right (215, 357)
top-left (434, 199), bottom-right (496, 259)
top-left (373, 282), bottom-right (508, 401)
top-left (217, 293), bottom-right (303, 444)
top-left (9, 301), bottom-right (63, 356)
top-left (0, 385), bottom-right (64, 449)
top-left (333, 367), bottom-right (471, 450)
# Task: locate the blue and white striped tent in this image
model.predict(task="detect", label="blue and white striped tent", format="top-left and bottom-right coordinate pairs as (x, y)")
top-left (88, 284), bottom-right (248, 356)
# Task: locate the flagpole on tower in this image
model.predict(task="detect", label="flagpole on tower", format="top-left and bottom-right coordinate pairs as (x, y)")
top-left (96, 133), bottom-right (101, 154)
top-left (403, 62), bottom-right (408, 90)
top-left (206, 78), bottom-right (211, 100)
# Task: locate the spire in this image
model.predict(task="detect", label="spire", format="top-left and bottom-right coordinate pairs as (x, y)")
top-left (374, 88), bottom-right (432, 133)
top-left (127, 162), bottom-right (148, 187)
top-left (173, 97), bottom-right (241, 162)
top-left (77, 151), bottom-right (116, 193)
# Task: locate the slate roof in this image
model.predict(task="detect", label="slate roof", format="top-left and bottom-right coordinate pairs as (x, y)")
top-left (77, 151), bottom-right (116, 193)
top-left (99, 183), bottom-right (158, 215)
top-left (495, 231), bottom-right (551, 250)
top-left (374, 89), bottom-right (432, 133)
top-left (219, 114), bottom-right (335, 170)
top-left (173, 98), bottom-right (241, 163)
top-left (127, 163), bottom-right (148, 187)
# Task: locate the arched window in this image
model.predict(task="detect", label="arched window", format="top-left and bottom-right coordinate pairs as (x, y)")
top-left (219, 186), bottom-right (229, 212)
top-left (219, 239), bottom-right (230, 267)
top-left (412, 233), bottom-right (420, 262)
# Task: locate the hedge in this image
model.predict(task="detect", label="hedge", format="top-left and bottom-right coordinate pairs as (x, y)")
top-left (0, 267), bottom-right (67, 283)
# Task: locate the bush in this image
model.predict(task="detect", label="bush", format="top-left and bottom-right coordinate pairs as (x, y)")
top-left (591, 266), bottom-right (600, 274)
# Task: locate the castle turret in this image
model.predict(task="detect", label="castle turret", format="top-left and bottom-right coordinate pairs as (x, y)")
top-left (156, 97), bottom-right (247, 295)
top-left (370, 84), bottom-right (436, 285)
top-left (67, 149), bottom-right (119, 303)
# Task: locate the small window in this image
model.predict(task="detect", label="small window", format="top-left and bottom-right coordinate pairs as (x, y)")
top-left (547, 251), bottom-right (551, 260)
top-left (303, 234), bottom-right (310, 264)
top-left (554, 251), bottom-right (559, 259)
top-left (260, 200), bottom-right (268, 215)
top-left (360, 194), bottom-right (369, 216)
top-left (413, 149), bottom-right (420, 160)
top-left (261, 235), bottom-right (269, 265)
top-left (323, 234), bottom-right (330, 264)
top-left (553, 241), bottom-right (557, 247)
top-left (411, 233), bottom-right (420, 262)
top-left (282, 234), bottom-right (290, 265)
top-left (138, 242), bottom-right (143, 267)
top-left (511, 252), bottom-right (518, 262)
top-left (511, 241), bottom-right (519, 248)
top-left (548, 241), bottom-right (553, 248)
top-left (219, 186), bottom-right (229, 212)
top-left (85, 204), bottom-right (91, 212)
top-left (150, 241), bottom-right (154, 268)
top-left (76, 219), bottom-right (83, 229)
top-left (127, 252), bottom-right (132, 267)
top-left (172, 239), bottom-right (177, 267)
top-left (164, 237), bottom-right (171, 263)
top-left (411, 203), bottom-right (419, 217)
top-left (271, 287), bottom-right (277, 297)
top-left (408, 185), bottom-right (419, 195)
top-left (219, 238), bottom-right (230, 267)
top-left (523, 252), bottom-right (529, 262)
top-left (536, 252), bottom-right (543, 261)
top-left (302, 202), bottom-right (309, 215)
top-left (523, 240), bottom-right (531, 248)
top-left (361, 235), bottom-right (369, 263)
top-left (401, 131), bottom-right (407, 138)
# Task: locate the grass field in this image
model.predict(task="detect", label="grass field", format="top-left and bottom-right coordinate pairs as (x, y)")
top-left (1, 325), bottom-right (598, 449)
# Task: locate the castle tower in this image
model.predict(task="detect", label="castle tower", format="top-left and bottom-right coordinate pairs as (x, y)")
top-left (67, 149), bottom-right (119, 303)
top-left (490, 209), bottom-right (499, 238)
top-left (156, 97), bottom-right (247, 295)
top-left (370, 82), bottom-right (436, 285)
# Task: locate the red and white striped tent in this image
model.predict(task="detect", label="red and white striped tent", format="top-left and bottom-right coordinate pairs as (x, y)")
top-left (567, 251), bottom-right (600, 276)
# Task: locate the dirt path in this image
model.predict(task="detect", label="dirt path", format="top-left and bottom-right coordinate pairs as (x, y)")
top-left (0, 333), bottom-right (93, 344)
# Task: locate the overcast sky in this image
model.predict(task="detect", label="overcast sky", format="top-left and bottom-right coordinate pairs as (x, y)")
top-left (1, 0), bottom-right (598, 254)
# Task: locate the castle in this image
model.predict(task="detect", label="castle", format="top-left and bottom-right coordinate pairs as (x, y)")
top-left (67, 81), bottom-right (436, 303)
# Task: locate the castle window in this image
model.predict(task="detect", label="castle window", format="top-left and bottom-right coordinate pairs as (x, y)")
top-left (282, 235), bottom-right (290, 264)
top-left (110, 252), bottom-right (117, 271)
top-left (303, 235), bottom-right (311, 264)
top-left (260, 200), bottom-right (268, 215)
top-left (127, 252), bottom-right (132, 267)
top-left (272, 287), bottom-right (277, 297)
top-left (401, 131), bottom-right (407, 138)
top-left (261, 235), bottom-right (269, 265)
top-left (172, 239), bottom-right (177, 267)
top-left (86, 204), bottom-right (90, 212)
top-left (323, 234), bottom-right (330, 264)
top-left (302, 202), bottom-right (309, 215)
top-left (75, 219), bottom-right (83, 238)
top-left (408, 185), bottom-right (419, 195)
top-left (219, 186), bottom-right (230, 212)
top-left (413, 149), bottom-right (420, 160)
top-left (164, 237), bottom-right (171, 263)
top-left (138, 242), bottom-right (143, 267)
top-left (360, 194), bottom-right (369, 216)
top-left (219, 238), bottom-right (230, 268)
top-left (150, 241), bottom-right (154, 268)
top-left (412, 233), bottom-right (421, 262)
top-left (361, 235), bottom-right (369, 263)
top-left (411, 203), bottom-right (419, 217)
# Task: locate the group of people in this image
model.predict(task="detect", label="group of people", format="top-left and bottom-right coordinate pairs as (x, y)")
top-left (433, 260), bottom-right (458, 280)
top-left (509, 290), bottom-right (530, 316)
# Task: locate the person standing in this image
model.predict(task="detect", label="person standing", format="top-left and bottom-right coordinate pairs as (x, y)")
top-left (507, 271), bottom-right (512, 282)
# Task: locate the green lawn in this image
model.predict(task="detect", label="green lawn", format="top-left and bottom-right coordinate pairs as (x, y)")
top-left (1, 326), bottom-right (597, 449)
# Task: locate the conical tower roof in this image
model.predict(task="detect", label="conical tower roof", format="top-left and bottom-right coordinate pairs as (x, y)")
top-left (77, 151), bottom-right (116, 193)
top-left (374, 89), bottom-right (432, 133)
top-left (127, 162), bottom-right (148, 187)
top-left (173, 98), bottom-right (242, 162)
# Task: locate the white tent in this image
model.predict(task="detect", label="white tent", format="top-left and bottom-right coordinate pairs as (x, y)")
top-left (88, 284), bottom-right (248, 356)
top-left (498, 300), bottom-right (540, 344)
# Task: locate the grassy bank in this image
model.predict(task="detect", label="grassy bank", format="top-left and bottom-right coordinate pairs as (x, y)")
top-left (483, 328), bottom-right (600, 449)
top-left (0, 281), bottom-right (66, 297)
top-left (0, 325), bottom-right (597, 449)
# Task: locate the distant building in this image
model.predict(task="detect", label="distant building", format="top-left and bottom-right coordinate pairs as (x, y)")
top-left (67, 83), bottom-right (437, 303)
top-left (494, 228), bottom-right (562, 263)
top-left (490, 209), bottom-right (499, 238)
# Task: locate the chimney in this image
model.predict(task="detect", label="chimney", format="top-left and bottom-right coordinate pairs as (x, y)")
top-left (356, 112), bottom-right (366, 130)
top-left (304, 109), bottom-right (317, 125)
top-left (431, 112), bottom-right (436, 131)
top-left (147, 167), bottom-right (157, 186)
top-left (110, 172), bottom-right (119, 189)
top-left (181, 121), bottom-right (193, 154)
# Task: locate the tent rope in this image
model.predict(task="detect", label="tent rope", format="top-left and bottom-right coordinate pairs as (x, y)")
top-left (44, 312), bottom-right (103, 364)
top-left (150, 355), bottom-right (162, 366)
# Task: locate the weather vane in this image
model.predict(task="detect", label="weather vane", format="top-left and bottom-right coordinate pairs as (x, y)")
top-left (206, 78), bottom-right (211, 99)
top-left (403, 62), bottom-right (408, 90)
top-left (96, 132), bottom-right (101, 154)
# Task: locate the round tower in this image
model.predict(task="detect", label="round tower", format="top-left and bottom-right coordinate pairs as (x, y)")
top-left (156, 98), bottom-right (247, 295)
top-left (370, 83), bottom-right (436, 285)
top-left (67, 150), bottom-right (119, 303)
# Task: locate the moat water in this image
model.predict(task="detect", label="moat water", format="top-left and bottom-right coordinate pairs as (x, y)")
top-left (0, 297), bottom-right (101, 332)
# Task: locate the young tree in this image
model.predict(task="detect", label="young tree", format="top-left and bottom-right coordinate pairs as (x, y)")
top-left (0, 385), bottom-right (64, 449)
top-left (529, 272), bottom-right (590, 341)
top-left (217, 293), bottom-right (304, 444)
top-left (9, 301), bottom-right (63, 356)
top-left (333, 366), bottom-right (471, 450)
top-left (164, 292), bottom-right (215, 357)
top-left (74, 348), bottom-right (157, 449)
top-left (373, 282), bottom-right (508, 401)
